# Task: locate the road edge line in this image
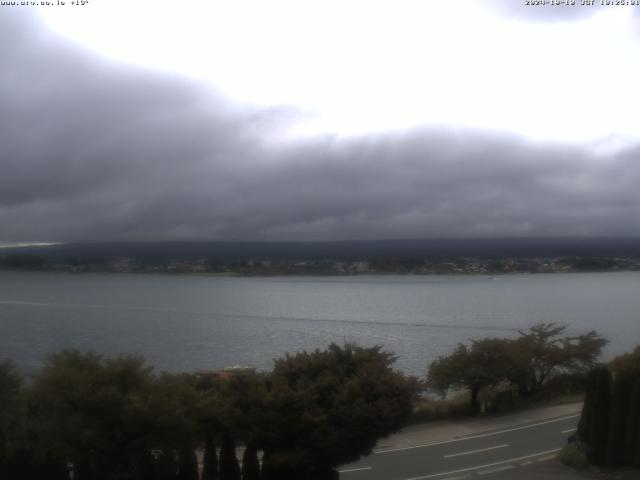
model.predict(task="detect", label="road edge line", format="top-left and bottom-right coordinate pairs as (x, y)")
top-left (375, 414), bottom-right (579, 454)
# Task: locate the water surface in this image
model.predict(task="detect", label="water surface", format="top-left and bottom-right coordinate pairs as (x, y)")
top-left (1, 271), bottom-right (638, 376)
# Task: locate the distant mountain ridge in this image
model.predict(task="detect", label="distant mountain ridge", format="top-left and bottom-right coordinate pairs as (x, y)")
top-left (3, 237), bottom-right (640, 262)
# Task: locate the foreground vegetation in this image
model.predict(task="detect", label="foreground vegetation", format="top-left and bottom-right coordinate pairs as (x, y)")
top-left (0, 324), bottom-right (625, 479)
top-left (426, 323), bottom-right (607, 413)
top-left (572, 345), bottom-right (640, 469)
top-left (0, 344), bottom-right (416, 480)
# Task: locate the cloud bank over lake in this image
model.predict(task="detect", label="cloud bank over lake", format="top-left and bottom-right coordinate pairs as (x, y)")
top-left (2, 4), bottom-right (640, 242)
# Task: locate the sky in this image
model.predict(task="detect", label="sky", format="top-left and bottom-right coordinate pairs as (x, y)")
top-left (1, 0), bottom-right (640, 243)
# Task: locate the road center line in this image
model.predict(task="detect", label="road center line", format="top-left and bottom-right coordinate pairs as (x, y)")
top-left (444, 444), bottom-right (508, 458)
top-left (338, 466), bottom-right (372, 473)
top-left (375, 414), bottom-right (579, 454)
top-left (562, 428), bottom-right (577, 434)
top-left (400, 448), bottom-right (561, 480)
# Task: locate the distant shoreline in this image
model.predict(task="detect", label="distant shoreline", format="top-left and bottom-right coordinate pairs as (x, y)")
top-left (2, 261), bottom-right (639, 277)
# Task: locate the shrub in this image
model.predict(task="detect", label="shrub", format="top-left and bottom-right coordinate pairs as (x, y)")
top-left (410, 392), bottom-right (473, 423)
top-left (558, 444), bottom-right (588, 470)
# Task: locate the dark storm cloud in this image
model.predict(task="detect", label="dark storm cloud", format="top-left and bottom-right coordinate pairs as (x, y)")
top-left (2, 9), bottom-right (640, 242)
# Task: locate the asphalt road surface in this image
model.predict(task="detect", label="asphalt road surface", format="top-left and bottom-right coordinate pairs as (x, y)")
top-left (339, 414), bottom-right (579, 480)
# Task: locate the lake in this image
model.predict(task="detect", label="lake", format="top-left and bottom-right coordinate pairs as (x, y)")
top-left (1, 271), bottom-right (639, 377)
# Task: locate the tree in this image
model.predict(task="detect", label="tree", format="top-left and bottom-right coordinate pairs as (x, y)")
top-left (587, 366), bottom-right (612, 465)
top-left (241, 443), bottom-right (260, 480)
top-left (196, 371), bottom-right (265, 480)
top-left (201, 433), bottom-right (219, 480)
top-left (606, 369), bottom-right (634, 466)
top-left (612, 346), bottom-right (640, 467)
top-left (260, 343), bottom-right (415, 478)
top-left (144, 373), bottom-right (201, 456)
top-left (0, 360), bottom-right (21, 455)
top-left (577, 345), bottom-right (640, 468)
top-left (611, 345), bottom-right (640, 377)
top-left (156, 450), bottom-right (178, 480)
top-left (219, 433), bottom-right (240, 480)
top-left (577, 368), bottom-right (598, 446)
top-left (29, 351), bottom-right (200, 480)
top-left (427, 338), bottom-right (511, 412)
top-left (427, 325), bottom-right (607, 410)
top-left (213, 371), bottom-right (268, 458)
top-left (177, 447), bottom-right (198, 480)
top-left (508, 323), bottom-right (607, 397)
top-left (0, 360), bottom-right (34, 480)
top-left (625, 382), bottom-right (640, 467)
top-left (30, 351), bottom-right (160, 479)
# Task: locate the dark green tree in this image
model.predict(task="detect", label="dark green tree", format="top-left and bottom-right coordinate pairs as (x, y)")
top-left (145, 373), bottom-right (201, 455)
top-left (606, 370), bottom-right (634, 466)
top-left (193, 372), bottom-right (228, 480)
top-left (0, 362), bottom-right (68, 480)
top-left (626, 383), bottom-right (640, 467)
top-left (509, 324), bottom-right (607, 397)
top-left (578, 345), bottom-right (640, 468)
top-left (177, 447), bottom-right (198, 480)
top-left (427, 338), bottom-right (511, 412)
top-left (201, 434), bottom-right (219, 480)
top-left (614, 346), bottom-right (640, 467)
top-left (156, 450), bottom-right (178, 480)
top-left (0, 360), bottom-right (22, 475)
top-left (577, 368), bottom-right (598, 445)
top-left (241, 443), bottom-right (260, 480)
top-left (260, 343), bottom-right (415, 478)
top-left (219, 433), bottom-right (241, 480)
top-left (30, 351), bottom-right (200, 480)
top-left (586, 366), bottom-right (612, 465)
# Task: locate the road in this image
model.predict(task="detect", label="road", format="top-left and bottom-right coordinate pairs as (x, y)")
top-left (339, 413), bottom-right (579, 480)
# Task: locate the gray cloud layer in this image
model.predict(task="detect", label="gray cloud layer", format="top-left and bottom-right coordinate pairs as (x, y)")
top-left (1, 10), bottom-right (640, 242)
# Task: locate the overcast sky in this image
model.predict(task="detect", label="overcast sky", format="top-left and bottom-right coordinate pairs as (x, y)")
top-left (2, 1), bottom-right (640, 244)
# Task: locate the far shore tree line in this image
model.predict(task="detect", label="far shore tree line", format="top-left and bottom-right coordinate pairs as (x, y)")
top-left (3, 252), bottom-right (640, 275)
top-left (1, 323), bottom-right (635, 479)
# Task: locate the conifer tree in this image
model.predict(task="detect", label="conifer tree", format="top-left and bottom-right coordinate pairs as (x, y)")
top-left (587, 366), bottom-right (612, 465)
top-left (156, 450), bottom-right (179, 480)
top-left (241, 443), bottom-right (260, 480)
top-left (606, 371), bottom-right (633, 466)
top-left (625, 382), bottom-right (640, 467)
top-left (577, 368), bottom-right (598, 444)
top-left (201, 435), bottom-right (218, 480)
top-left (177, 447), bottom-right (198, 480)
top-left (219, 434), bottom-right (240, 480)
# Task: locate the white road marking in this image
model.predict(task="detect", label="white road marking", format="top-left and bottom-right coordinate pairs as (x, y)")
top-left (400, 448), bottom-right (561, 480)
top-left (562, 428), bottom-right (577, 434)
top-left (536, 455), bottom-right (557, 462)
top-left (441, 475), bottom-right (471, 480)
top-left (338, 466), bottom-right (372, 473)
top-left (375, 414), bottom-right (579, 454)
top-left (443, 444), bottom-right (508, 458)
top-left (520, 461), bottom-right (533, 466)
top-left (478, 465), bottom-right (514, 475)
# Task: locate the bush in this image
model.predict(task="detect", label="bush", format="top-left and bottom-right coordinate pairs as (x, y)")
top-left (558, 444), bottom-right (588, 470)
top-left (410, 393), bottom-right (473, 423)
top-left (540, 373), bottom-right (587, 399)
